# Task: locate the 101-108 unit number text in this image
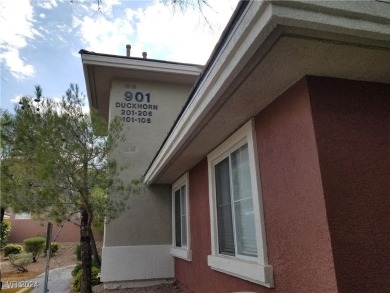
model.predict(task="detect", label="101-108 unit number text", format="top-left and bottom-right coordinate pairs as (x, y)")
top-left (122, 117), bottom-right (151, 123)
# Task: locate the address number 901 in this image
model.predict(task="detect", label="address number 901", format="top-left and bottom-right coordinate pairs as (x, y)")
top-left (124, 91), bottom-right (151, 103)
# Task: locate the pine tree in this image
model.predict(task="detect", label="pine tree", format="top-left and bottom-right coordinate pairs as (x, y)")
top-left (1, 84), bottom-right (136, 293)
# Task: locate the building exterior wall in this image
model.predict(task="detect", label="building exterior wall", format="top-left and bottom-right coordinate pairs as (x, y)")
top-left (101, 79), bottom-right (194, 284)
top-left (254, 77), bottom-right (338, 292)
top-left (105, 79), bottom-right (193, 247)
top-left (175, 77), bottom-right (338, 292)
top-left (308, 76), bottom-right (390, 293)
top-left (176, 159), bottom-right (265, 293)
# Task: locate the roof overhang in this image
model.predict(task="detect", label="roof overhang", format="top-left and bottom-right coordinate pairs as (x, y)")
top-left (144, 0), bottom-right (390, 184)
top-left (80, 52), bottom-right (203, 121)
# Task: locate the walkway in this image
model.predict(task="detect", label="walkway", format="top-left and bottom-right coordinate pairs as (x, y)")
top-left (29, 264), bottom-right (76, 293)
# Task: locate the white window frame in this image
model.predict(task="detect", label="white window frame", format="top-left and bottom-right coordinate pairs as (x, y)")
top-left (207, 119), bottom-right (273, 287)
top-left (170, 173), bottom-right (192, 261)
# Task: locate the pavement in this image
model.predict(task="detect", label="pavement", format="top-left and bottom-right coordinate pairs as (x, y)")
top-left (29, 265), bottom-right (76, 293)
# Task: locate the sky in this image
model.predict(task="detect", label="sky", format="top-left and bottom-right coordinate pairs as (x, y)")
top-left (0, 0), bottom-right (239, 113)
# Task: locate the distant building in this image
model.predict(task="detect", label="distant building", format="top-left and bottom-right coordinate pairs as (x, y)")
top-left (80, 1), bottom-right (390, 292)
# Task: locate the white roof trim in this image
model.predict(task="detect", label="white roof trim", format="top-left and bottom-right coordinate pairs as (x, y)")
top-left (144, 0), bottom-right (390, 183)
top-left (81, 54), bottom-right (202, 76)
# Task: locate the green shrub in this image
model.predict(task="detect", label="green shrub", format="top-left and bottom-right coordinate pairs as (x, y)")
top-left (71, 266), bottom-right (101, 292)
top-left (71, 263), bottom-right (82, 277)
top-left (4, 244), bottom-right (23, 257)
top-left (45, 242), bottom-right (60, 256)
top-left (51, 242), bottom-right (59, 255)
top-left (75, 243), bottom-right (81, 261)
top-left (23, 236), bottom-right (45, 262)
top-left (0, 220), bottom-right (11, 248)
top-left (9, 252), bottom-right (33, 272)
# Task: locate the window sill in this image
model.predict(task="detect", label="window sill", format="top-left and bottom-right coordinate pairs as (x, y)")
top-left (207, 255), bottom-right (273, 288)
top-left (170, 247), bottom-right (192, 261)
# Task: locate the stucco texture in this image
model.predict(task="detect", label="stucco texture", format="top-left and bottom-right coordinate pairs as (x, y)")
top-left (105, 79), bottom-right (191, 246)
top-left (175, 159), bottom-right (266, 293)
top-left (175, 78), bottom-right (339, 292)
top-left (254, 77), bottom-right (338, 293)
top-left (309, 76), bottom-right (390, 293)
top-left (174, 76), bottom-right (389, 292)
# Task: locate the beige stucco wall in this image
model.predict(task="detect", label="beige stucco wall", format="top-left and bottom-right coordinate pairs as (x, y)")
top-left (105, 79), bottom-right (192, 246)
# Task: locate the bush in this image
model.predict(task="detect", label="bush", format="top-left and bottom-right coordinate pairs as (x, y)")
top-left (9, 252), bottom-right (33, 272)
top-left (71, 263), bottom-right (82, 277)
top-left (23, 236), bottom-right (45, 262)
top-left (45, 242), bottom-right (60, 256)
top-left (4, 244), bottom-right (23, 257)
top-left (51, 242), bottom-right (59, 254)
top-left (71, 265), bottom-right (101, 292)
top-left (0, 220), bottom-right (11, 248)
top-left (75, 243), bottom-right (81, 261)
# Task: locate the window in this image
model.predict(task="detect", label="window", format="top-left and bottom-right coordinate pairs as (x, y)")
top-left (170, 173), bottom-right (192, 261)
top-left (215, 143), bottom-right (257, 258)
top-left (175, 185), bottom-right (187, 247)
top-left (207, 120), bottom-right (273, 287)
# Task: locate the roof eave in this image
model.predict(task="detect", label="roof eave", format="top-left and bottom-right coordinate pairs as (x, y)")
top-left (80, 52), bottom-right (203, 121)
top-left (144, 0), bottom-right (390, 184)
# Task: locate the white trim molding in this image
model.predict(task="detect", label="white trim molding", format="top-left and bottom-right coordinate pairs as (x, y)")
top-left (207, 120), bottom-right (273, 287)
top-left (101, 245), bottom-right (174, 283)
top-left (170, 173), bottom-right (192, 261)
top-left (143, 0), bottom-right (390, 184)
top-left (208, 255), bottom-right (273, 288)
top-left (170, 247), bottom-right (192, 261)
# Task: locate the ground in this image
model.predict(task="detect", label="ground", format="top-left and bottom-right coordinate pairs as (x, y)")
top-left (1, 242), bottom-right (183, 292)
top-left (92, 283), bottom-right (184, 293)
top-left (1, 242), bottom-right (81, 282)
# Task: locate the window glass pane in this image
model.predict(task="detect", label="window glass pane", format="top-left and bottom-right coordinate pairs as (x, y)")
top-left (231, 144), bottom-right (257, 257)
top-left (234, 198), bottom-right (258, 257)
top-left (181, 186), bottom-right (187, 247)
top-left (215, 158), bottom-right (235, 255)
top-left (175, 189), bottom-right (181, 247)
top-left (231, 144), bottom-right (252, 201)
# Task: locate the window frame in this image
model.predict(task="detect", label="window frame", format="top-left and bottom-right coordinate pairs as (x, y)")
top-left (170, 173), bottom-right (192, 261)
top-left (207, 119), bottom-right (273, 287)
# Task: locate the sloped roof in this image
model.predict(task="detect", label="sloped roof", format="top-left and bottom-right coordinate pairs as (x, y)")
top-left (80, 49), bottom-right (203, 121)
top-left (143, 0), bottom-right (390, 184)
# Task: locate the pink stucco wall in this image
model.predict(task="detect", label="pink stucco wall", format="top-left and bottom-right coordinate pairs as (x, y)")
top-left (254, 77), bottom-right (338, 292)
top-left (174, 76), bottom-right (389, 292)
top-left (175, 77), bottom-right (339, 292)
top-left (175, 159), bottom-right (265, 293)
top-left (308, 76), bottom-right (390, 292)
